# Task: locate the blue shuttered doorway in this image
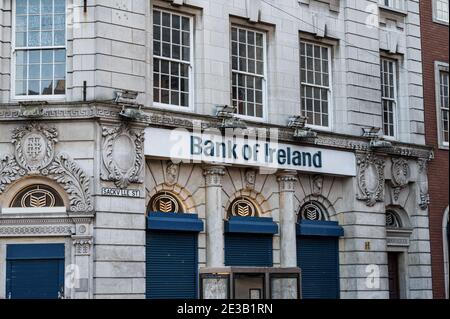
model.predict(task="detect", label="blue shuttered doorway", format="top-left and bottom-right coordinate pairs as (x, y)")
top-left (6, 244), bottom-right (65, 299)
top-left (225, 234), bottom-right (273, 267)
top-left (146, 213), bottom-right (203, 299)
top-left (297, 236), bottom-right (340, 299)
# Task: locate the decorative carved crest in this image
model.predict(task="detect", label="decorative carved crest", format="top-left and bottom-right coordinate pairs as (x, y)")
top-left (230, 198), bottom-right (256, 217)
top-left (391, 158), bottom-right (410, 201)
top-left (356, 153), bottom-right (385, 207)
top-left (101, 124), bottom-right (144, 189)
top-left (11, 122), bottom-right (58, 174)
top-left (0, 123), bottom-right (93, 213)
top-left (312, 175), bottom-right (324, 196)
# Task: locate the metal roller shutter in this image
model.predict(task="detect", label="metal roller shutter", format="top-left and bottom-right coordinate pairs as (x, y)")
top-left (297, 236), bottom-right (340, 299)
top-left (146, 231), bottom-right (198, 299)
top-left (225, 233), bottom-right (273, 267)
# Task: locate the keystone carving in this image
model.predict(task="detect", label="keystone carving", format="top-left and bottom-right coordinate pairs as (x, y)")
top-left (101, 124), bottom-right (144, 189)
top-left (356, 153), bottom-right (385, 207)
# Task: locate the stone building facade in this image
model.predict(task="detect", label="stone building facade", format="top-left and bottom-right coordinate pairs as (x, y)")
top-left (420, 0), bottom-right (449, 300)
top-left (0, 0), bottom-right (435, 299)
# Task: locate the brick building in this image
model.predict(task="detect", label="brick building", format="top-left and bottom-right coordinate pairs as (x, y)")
top-left (420, 0), bottom-right (449, 299)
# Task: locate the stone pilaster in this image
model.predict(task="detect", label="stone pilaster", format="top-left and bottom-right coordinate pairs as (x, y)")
top-left (277, 171), bottom-right (298, 268)
top-left (203, 166), bottom-right (226, 268)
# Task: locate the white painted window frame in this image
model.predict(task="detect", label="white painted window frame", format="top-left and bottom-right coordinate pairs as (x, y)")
top-left (230, 24), bottom-right (268, 123)
top-left (300, 40), bottom-right (334, 132)
top-left (152, 8), bottom-right (195, 113)
top-left (435, 61), bottom-right (449, 149)
top-left (381, 57), bottom-right (399, 140)
top-left (380, 0), bottom-right (406, 12)
top-left (10, 0), bottom-right (68, 101)
top-left (433, 0), bottom-right (450, 25)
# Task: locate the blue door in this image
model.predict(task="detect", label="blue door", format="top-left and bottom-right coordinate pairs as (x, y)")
top-left (146, 213), bottom-right (203, 299)
top-left (296, 220), bottom-right (343, 299)
top-left (6, 244), bottom-right (65, 300)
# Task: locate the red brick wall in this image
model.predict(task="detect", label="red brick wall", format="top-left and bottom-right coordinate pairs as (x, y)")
top-left (420, 0), bottom-right (449, 299)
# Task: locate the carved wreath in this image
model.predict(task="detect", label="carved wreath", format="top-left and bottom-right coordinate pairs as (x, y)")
top-left (391, 158), bottom-right (410, 201)
top-left (0, 123), bottom-right (93, 213)
top-left (101, 125), bottom-right (144, 189)
top-left (356, 153), bottom-right (386, 207)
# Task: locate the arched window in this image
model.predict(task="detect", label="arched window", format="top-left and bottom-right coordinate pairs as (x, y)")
top-left (386, 210), bottom-right (402, 228)
top-left (10, 184), bottom-right (64, 208)
top-left (148, 192), bottom-right (183, 214)
top-left (228, 198), bottom-right (258, 218)
top-left (299, 201), bottom-right (327, 221)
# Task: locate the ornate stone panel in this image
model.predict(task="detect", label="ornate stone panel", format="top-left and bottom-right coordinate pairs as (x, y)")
top-left (0, 122), bottom-right (93, 213)
top-left (356, 153), bottom-right (386, 207)
top-left (390, 158), bottom-right (410, 201)
top-left (101, 124), bottom-right (144, 189)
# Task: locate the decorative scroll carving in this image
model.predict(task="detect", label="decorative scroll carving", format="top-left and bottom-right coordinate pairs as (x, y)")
top-left (391, 158), bottom-right (410, 201)
top-left (0, 123), bottom-right (93, 213)
top-left (356, 153), bottom-right (385, 207)
top-left (0, 155), bottom-right (24, 193)
top-left (0, 225), bottom-right (73, 237)
top-left (101, 124), bottom-right (144, 189)
top-left (48, 154), bottom-right (93, 213)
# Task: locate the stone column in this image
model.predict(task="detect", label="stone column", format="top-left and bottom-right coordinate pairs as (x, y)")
top-left (277, 171), bottom-right (298, 268)
top-left (203, 166), bottom-right (226, 268)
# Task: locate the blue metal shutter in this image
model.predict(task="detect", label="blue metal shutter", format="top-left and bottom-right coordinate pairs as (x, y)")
top-left (6, 244), bottom-right (65, 299)
top-left (225, 233), bottom-right (273, 267)
top-left (297, 236), bottom-right (340, 299)
top-left (146, 230), bottom-right (198, 299)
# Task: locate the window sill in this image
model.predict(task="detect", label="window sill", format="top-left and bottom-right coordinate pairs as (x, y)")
top-left (379, 5), bottom-right (408, 16)
top-left (12, 95), bottom-right (66, 102)
top-left (439, 144), bottom-right (449, 151)
top-left (152, 102), bottom-right (194, 113)
top-left (432, 17), bottom-right (449, 26)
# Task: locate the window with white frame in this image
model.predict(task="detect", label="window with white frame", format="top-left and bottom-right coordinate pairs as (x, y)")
top-left (231, 26), bottom-right (266, 119)
top-left (381, 58), bottom-right (398, 138)
top-left (439, 69), bottom-right (449, 146)
top-left (382, 0), bottom-right (405, 11)
top-left (434, 0), bottom-right (449, 23)
top-left (153, 9), bottom-right (192, 108)
top-left (300, 41), bottom-right (332, 128)
top-left (14, 0), bottom-right (66, 98)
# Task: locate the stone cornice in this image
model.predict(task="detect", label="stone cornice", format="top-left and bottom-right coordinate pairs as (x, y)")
top-left (0, 102), bottom-right (433, 159)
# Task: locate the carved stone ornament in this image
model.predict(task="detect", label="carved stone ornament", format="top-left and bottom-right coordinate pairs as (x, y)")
top-left (0, 123), bottom-right (93, 213)
top-left (244, 169), bottom-right (256, 190)
top-left (312, 175), bottom-right (324, 196)
top-left (11, 122), bottom-right (58, 174)
top-left (101, 124), bottom-right (144, 189)
top-left (165, 161), bottom-right (179, 186)
top-left (73, 237), bottom-right (93, 256)
top-left (203, 166), bottom-right (225, 187)
top-left (277, 173), bottom-right (298, 192)
top-left (417, 159), bottom-right (430, 210)
top-left (391, 158), bottom-right (410, 201)
top-left (356, 153), bottom-right (386, 207)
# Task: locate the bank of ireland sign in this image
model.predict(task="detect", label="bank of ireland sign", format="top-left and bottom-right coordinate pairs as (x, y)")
top-left (145, 128), bottom-right (357, 177)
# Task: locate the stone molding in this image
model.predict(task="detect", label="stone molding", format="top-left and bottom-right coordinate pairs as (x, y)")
top-left (356, 152), bottom-right (386, 207)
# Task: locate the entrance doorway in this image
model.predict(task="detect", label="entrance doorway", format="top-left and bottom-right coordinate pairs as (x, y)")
top-left (388, 252), bottom-right (401, 299)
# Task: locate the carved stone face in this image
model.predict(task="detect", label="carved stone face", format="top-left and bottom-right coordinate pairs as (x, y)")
top-left (245, 169), bottom-right (256, 185)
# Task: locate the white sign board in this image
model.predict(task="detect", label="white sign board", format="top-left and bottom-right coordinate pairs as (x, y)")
top-left (145, 127), bottom-right (356, 176)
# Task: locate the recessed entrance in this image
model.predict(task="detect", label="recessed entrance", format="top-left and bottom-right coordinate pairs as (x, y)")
top-left (388, 252), bottom-right (401, 300)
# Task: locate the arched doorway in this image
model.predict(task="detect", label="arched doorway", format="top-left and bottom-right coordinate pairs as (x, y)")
top-left (145, 191), bottom-right (203, 299)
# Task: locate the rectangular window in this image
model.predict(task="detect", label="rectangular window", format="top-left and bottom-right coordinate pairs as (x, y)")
top-left (153, 9), bottom-right (192, 108)
top-left (381, 58), bottom-right (398, 138)
top-left (439, 70), bottom-right (449, 145)
top-left (14, 0), bottom-right (66, 98)
top-left (434, 0), bottom-right (449, 23)
top-left (382, 0), bottom-right (405, 11)
top-left (300, 41), bottom-right (331, 128)
top-left (231, 26), bottom-right (266, 119)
